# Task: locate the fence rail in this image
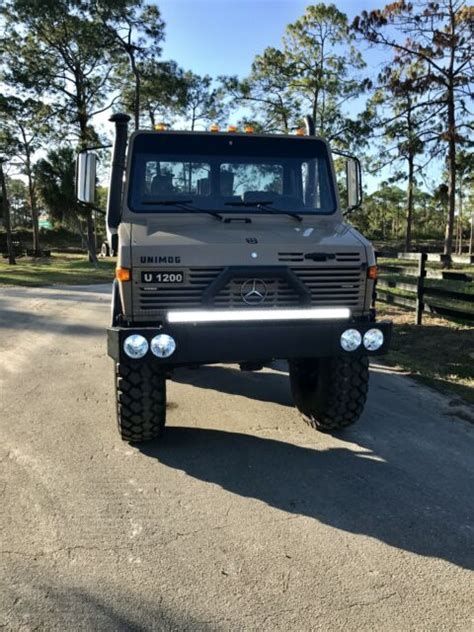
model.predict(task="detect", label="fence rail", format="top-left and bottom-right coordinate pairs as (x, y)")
top-left (376, 252), bottom-right (474, 324)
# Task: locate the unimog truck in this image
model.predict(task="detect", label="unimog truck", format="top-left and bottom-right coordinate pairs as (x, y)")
top-left (76, 113), bottom-right (391, 443)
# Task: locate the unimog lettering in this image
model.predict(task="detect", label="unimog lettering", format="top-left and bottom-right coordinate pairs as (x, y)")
top-left (140, 256), bottom-right (181, 264)
top-left (81, 111), bottom-right (392, 443)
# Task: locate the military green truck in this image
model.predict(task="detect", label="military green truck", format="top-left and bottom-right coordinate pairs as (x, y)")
top-left (76, 113), bottom-right (391, 443)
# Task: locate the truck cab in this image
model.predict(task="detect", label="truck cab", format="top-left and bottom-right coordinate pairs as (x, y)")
top-left (77, 113), bottom-right (391, 443)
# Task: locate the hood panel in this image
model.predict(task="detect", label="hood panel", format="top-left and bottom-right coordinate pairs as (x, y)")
top-left (130, 219), bottom-right (366, 267)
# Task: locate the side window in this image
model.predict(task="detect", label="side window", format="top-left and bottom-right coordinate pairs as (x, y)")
top-left (301, 160), bottom-right (321, 208)
top-left (301, 158), bottom-right (335, 212)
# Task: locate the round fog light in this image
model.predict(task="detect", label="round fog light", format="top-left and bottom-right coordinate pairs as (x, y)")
top-left (340, 329), bottom-right (362, 352)
top-left (363, 328), bottom-right (384, 351)
top-left (123, 334), bottom-right (148, 359)
top-left (151, 334), bottom-right (176, 358)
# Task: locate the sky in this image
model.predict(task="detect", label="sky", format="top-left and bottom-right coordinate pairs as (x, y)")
top-left (156, 0), bottom-right (389, 80)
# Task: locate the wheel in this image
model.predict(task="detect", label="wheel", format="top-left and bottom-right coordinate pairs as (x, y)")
top-left (100, 241), bottom-right (111, 257)
top-left (115, 361), bottom-right (166, 442)
top-left (288, 356), bottom-right (369, 432)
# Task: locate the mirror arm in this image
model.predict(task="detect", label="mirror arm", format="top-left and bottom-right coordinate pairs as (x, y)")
top-left (77, 200), bottom-right (105, 216)
top-left (77, 144), bottom-right (112, 154)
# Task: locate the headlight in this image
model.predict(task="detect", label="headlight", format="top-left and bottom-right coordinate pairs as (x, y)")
top-left (150, 334), bottom-right (176, 358)
top-left (340, 328), bottom-right (362, 352)
top-left (123, 334), bottom-right (148, 359)
top-left (363, 328), bottom-right (384, 351)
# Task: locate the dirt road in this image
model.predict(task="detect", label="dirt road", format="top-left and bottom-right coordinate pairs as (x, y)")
top-left (1, 285), bottom-right (473, 630)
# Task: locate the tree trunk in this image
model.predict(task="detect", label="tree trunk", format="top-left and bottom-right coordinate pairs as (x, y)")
top-left (405, 153), bottom-right (414, 252)
top-left (85, 211), bottom-right (97, 264)
top-left (26, 157), bottom-right (40, 256)
top-left (18, 124), bottom-right (40, 255)
top-left (129, 50), bottom-right (140, 131)
top-left (457, 176), bottom-right (463, 255)
top-left (78, 108), bottom-right (89, 149)
top-left (149, 108), bottom-right (155, 129)
top-left (443, 80), bottom-right (456, 259)
top-left (0, 161), bottom-right (16, 265)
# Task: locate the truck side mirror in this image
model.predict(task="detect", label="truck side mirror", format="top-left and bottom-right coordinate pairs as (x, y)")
top-left (76, 152), bottom-right (97, 204)
top-left (346, 156), bottom-right (362, 211)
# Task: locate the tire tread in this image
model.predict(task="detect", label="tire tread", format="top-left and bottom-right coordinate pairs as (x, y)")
top-left (116, 362), bottom-right (166, 442)
top-left (289, 356), bottom-right (369, 432)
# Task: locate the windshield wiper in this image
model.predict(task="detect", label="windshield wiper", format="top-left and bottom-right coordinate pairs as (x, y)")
top-left (225, 200), bottom-right (303, 223)
top-left (142, 199), bottom-right (223, 221)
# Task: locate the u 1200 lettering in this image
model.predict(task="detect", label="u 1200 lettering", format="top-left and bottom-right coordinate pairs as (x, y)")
top-left (141, 271), bottom-right (184, 284)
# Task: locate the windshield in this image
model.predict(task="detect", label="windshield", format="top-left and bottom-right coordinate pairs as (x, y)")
top-left (128, 133), bottom-right (336, 215)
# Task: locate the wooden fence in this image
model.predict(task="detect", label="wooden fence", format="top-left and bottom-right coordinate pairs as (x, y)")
top-left (376, 252), bottom-right (474, 324)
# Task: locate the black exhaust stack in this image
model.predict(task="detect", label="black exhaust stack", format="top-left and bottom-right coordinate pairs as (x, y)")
top-left (106, 113), bottom-right (131, 252)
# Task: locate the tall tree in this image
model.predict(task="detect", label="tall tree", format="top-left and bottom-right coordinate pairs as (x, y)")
top-left (0, 96), bottom-right (52, 255)
top-left (35, 147), bottom-right (78, 229)
top-left (1, 0), bottom-right (117, 262)
top-left (222, 48), bottom-right (298, 133)
top-left (122, 59), bottom-right (187, 128)
top-left (5, 178), bottom-right (29, 228)
top-left (179, 73), bottom-right (227, 131)
top-left (353, 0), bottom-right (474, 257)
top-left (369, 60), bottom-right (433, 251)
top-left (93, 0), bottom-right (165, 130)
top-left (284, 3), bottom-right (370, 145)
top-left (223, 4), bottom-right (371, 145)
top-left (35, 146), bottom-right (102, 249)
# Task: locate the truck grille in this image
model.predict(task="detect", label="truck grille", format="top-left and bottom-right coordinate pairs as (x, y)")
top-left (278, 251), bottom-right (362, 263)
top-left (134, 258), bottom-right (365, 316)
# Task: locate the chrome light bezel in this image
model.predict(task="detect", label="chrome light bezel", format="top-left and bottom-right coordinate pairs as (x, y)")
top-left (123, 334), bottom-right (149, 359)
top-left (363, 328), bottom-right (384, 351)
top-left (150, 334), bottom-right (176, 358)
top-left (340, 328), bottom-right (362, 352)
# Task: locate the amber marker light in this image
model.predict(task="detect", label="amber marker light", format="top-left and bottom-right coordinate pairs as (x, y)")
top-left (227, 125), bottom-right (238, 133)
top-left (244, 125), bottom-right (255, 134)
top-left (116, 267), bottom-right (131, 282)
top-left (209, 123), bottom-right (220, 132)
top-left (154, 122), bottom-right (167, 131)
top-left (367, 265), bottom-right (378, 280)
top-left (295, 128), bottom-right (305, 136)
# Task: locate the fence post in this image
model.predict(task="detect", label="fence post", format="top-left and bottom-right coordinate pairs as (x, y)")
top-left (415, 252), bottom-right (427, 325)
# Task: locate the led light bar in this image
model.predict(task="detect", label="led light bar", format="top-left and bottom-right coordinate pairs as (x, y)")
top-left (167, 307), bottom-right (351, 323)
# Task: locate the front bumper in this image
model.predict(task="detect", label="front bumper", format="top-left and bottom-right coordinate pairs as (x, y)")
top-left (107, 318), bottom-right (392, 365)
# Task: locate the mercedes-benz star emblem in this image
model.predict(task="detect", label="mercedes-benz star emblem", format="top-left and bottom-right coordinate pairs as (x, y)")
top-left (241, 279), bottom-right (267, 305)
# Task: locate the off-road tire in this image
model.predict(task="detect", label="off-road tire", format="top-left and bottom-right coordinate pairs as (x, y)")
top-left (288, 356), bottom-right (369, 432)
top-left (115, 361), bottom-right (166, 442)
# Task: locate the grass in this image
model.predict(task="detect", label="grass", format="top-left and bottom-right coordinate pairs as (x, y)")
top-left (378, 303), bottom-right (474, 407)
top-left (0, 253), bottom-right (116, 286)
